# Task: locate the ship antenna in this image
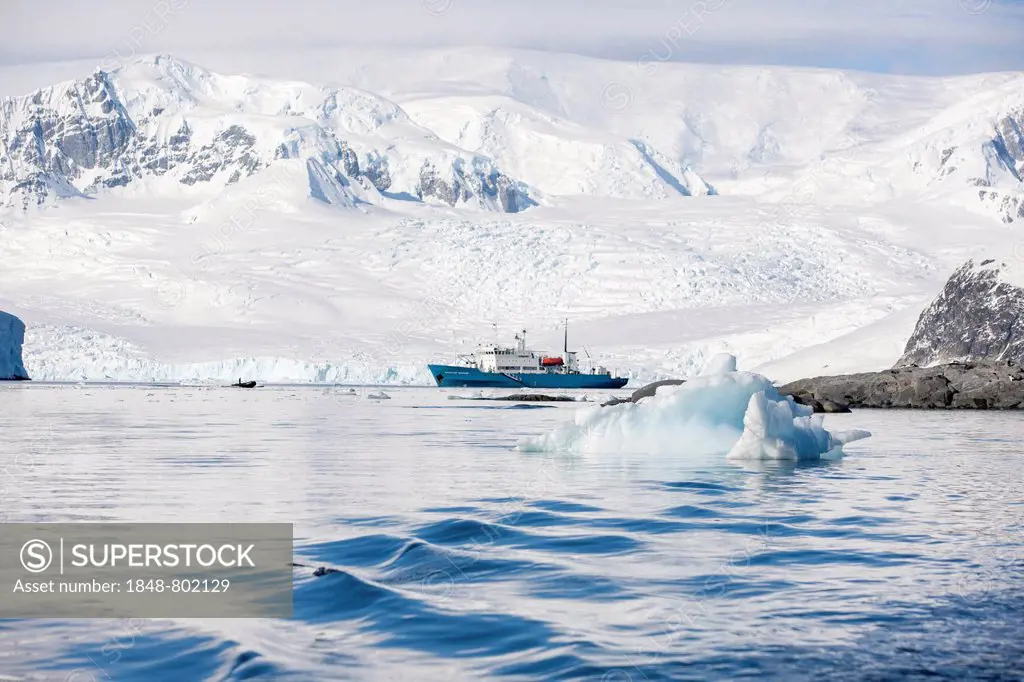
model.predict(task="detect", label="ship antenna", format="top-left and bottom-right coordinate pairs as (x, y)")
top-left (564, 318), bottom-right (568, 355)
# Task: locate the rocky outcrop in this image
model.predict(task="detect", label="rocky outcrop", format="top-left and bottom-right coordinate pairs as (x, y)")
top-left (0, 69), bottom-right (267, 208)
top-left (0, 312), bottom-right (29, 380)
top-left (416, 158), bottom-right (531, 212)
top-left (781, 360), bottom-right (1024, 409)
top-left (787, 394), bottom-right (851, 413)
top-left (978, 189), bottom-right (1024, 224)
top-left (897, 258), bottom-right (1024, 368)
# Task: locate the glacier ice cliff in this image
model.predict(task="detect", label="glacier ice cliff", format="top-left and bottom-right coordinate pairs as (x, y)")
top-left (0, 312), bottom-right (29, 380)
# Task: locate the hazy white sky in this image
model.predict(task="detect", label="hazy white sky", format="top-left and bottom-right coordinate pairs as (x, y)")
top-left (3, 0), bottom-right (1023, 75)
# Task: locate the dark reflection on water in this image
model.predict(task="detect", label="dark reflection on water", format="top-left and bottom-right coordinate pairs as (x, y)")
top-left (0, 386), bottom-right (1021, 680)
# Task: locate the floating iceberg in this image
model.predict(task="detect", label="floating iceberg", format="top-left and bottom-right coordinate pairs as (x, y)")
top-left (518, 354), bottom-right (869, 462)
top-left (0, 311), bottom-right (29, 380)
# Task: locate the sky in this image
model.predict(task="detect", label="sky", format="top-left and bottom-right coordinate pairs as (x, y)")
top-left (2, 0), bottom-right (1023, 76)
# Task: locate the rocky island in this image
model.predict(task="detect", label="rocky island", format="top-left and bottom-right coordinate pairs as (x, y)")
top-left (781, 360), bottom-right (1024, 410)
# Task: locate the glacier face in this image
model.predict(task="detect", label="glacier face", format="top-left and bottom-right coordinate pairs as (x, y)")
top-left (0, 311), bottom-right (29, 380)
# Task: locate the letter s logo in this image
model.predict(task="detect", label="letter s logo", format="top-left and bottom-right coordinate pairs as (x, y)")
top-left (20, 539), bottom-right (53, 573)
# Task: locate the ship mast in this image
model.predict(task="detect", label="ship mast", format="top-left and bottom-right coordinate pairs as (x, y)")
top-left (564, 318), bottom-right (568, 356)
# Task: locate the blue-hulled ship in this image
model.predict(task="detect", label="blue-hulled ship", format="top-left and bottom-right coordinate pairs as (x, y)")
top-left (428, 325), bottom-right (628, 389)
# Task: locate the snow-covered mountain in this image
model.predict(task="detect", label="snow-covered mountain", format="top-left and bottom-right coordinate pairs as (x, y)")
top-left (3, 52), bottom-right (1022, 220)
top-left (874, 81), bottom-right (1024, 224)
top-left (0, 55), bottom-right (715, 214)
top-left (1, 48), bottom-right (1022, 383)
top-left (289, 46), bottom-right (1024, 221)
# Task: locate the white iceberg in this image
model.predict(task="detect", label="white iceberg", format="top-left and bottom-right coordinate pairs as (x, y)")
top-left (517, 354), bottom-right (869, 462)
top-left (699, 352), bottom-right (738, 375)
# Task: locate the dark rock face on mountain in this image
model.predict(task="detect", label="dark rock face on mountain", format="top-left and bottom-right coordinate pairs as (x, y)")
top-left (897, 258), bottom-right (1024, 368)
top-left (0, 311), bottom-right (29, 380)
top-left (781, 360), bottom-right (1024, 409)
top-left (978, 190), bottom-right (1024, 224)
top-left (0, 70), bottom-right (268, 209)
top-left (416, 159), bottom-right (531, 212)
top-left (780, 257), bottom-right (1024, 410)
top-left (2, 72), bottom-right (126, 208)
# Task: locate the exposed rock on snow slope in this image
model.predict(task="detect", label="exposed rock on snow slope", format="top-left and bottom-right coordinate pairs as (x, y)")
top-left (887, 89), bottom-right (1024, 224)
top-left (0, 311), bottom-right (29, 380)
top-left (0, 56), bottom-right (536, 213)
top-left (897, 258), bottom-right (1024, 367)
top-left (399, 96), bottom-right (715, 200)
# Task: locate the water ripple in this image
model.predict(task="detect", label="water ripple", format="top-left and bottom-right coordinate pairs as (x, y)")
top-left (1, 387), bottom-right (1021, 679)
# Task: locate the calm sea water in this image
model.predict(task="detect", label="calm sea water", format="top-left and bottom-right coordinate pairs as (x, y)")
top-left (0, 384), bottom-right (1022, 681)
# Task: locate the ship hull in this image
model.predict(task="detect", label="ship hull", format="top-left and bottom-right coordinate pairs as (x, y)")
top-left (428, 364), bottom-right (628, 389)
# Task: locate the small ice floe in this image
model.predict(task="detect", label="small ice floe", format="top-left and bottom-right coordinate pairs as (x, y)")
top-left (518, 353), bottom-right (870, 462)
top-left (448, 391), bottom-right (485, 400)
top-left (367, 391), bottom-right (391, 400)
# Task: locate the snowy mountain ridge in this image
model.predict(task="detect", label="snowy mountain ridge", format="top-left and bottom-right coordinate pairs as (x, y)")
top-left (0, 54), bottom-right (715, 214)
top-left (2, 52), bottom-right (1022, 220)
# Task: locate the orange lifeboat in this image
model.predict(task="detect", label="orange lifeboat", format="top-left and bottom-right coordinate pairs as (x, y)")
top-left (540, 356), bottom-right (564, 367)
